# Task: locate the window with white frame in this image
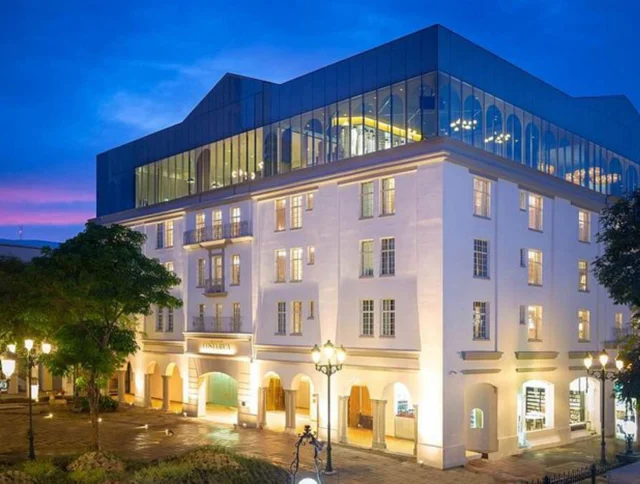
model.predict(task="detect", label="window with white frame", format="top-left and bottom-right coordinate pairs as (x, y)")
top-left (381, 177), bottom-right (395, 215)
top-left (292, 301), bottom-right (302, 334)
top-left (578, 310), bottom-right (590, 341)
top-left (215, 303), bottom-right (223, 330)
top-left (360, 181), bottom-right (374, 218)
top-left (380, 237), bottom-right (395, 276)
top-left (291, 195), bottom-right (303, 229)
top-left (525, 305), bottom-right (542, 341)
top-left (360, 240), bottom-right (374, 277)
top-left (232, 302), bottom-right (241, 330)
top-left (307, 246), bottom-right (315, 265)
top-left (156, 307), bottom-right (164, 331)
top-left (231, 254), bottom-right (240, 285)
top-left (473, 301), bottom-right (489, 340)
top-left (473, 239), bottom-right (489, 278)
top-left (361, 299), bottom-right (374, 336)
top-left (290, 248), bottom-right (303, 281)
top-left (528, 194), bottom-right (543, 231)
top-left (213, 255), bottom-right (223, 285)
top-left (213, 210), bottom-right (223, 238)
top-left (156, 222), bottom-right (165, 249)
top-left (578, 209), bottom-right (591, 243)
top-left (196, 213), bottom-right (206, 242)
top-left (309, 301), bottom-right (315, 319)
top-left (381, 299), bottom-right (395, 337)
top-left (165, 220), bottom-right (174, 247)
top-left (578, 260), bottom-right (589, 292)
top-left (198, 303), bottom-right (206, 323)
top-left (197, 258), bottom-right (206, 287)
top-left (275, 249), bottom-right (286, 282)
top-left (277, 302), bottom-right (286, 334)
top-left (306, 192), bottom-right (314, 211)
top-left (167, 307), bottom-right (174, 332)
top-left (528, 249), bottom-right (543, 285)
top-left (275, 199), bottom-right (286, 231)
top-left (230, 207), bottom-right (241, 237)
top-left (473, 177), bottom-right (491, 218)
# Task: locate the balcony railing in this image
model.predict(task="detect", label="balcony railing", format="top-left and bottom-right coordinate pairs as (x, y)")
top-left (614, 324), bottom-right (639, 340)
top-left (183, 221), bottom-right (252, 246)
top-left (204, 278), bottom-right (226, 296)
top-left (190, 316), bottom-right (246, 333)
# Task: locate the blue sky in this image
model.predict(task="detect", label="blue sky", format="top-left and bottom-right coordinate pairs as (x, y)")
top-left (1, 0), bottom-right (639, 241)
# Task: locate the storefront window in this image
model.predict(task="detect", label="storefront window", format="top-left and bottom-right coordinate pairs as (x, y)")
top-left (521, 380), bottom-right (554, 432)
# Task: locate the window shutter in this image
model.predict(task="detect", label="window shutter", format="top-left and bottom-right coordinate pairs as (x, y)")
top-left (520, 249), bottom-right (526, 268)
top-left (519, 305), bottom-right (526, 325)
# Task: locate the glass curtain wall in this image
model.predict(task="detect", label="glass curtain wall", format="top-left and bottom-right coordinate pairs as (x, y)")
top-left (135, 71), bottom-right (639, 208)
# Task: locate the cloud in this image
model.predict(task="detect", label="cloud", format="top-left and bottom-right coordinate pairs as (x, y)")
top-left (0, 207), bottom-right (93, 226)
top-left (0, 185), bottom-right (95, 205)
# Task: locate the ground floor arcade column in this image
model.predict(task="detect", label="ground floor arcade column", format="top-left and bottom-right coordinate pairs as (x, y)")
top-left (338, 396), bottom-right (349, 443)
top-left (257, 387), bottom-right (267, 428)
top-left (117, 370), bottom-right (126, 403)
top-left (162, 375), bottom-right (171, 411)
top-left (371, 399), bottom-right (387, 449)
top-left (284, 389), bottom-right (297, 433)
top-left (143, 373), bottom-right (152, 408)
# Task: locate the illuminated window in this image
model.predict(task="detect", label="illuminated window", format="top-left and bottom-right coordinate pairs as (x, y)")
top-left (232, 303), bottom-right (241, 331)
top-left (196, 213), bottom-right (206, 242)
top-left (309, 301), bottom-right (315, 319)
top-left (307, 246), bottom-right (315, 265)
top-left (360, 240), bottom-right (374, 277)
top-left (165, 220), bottom-right (174, 247)
top-left (275, 199), bottom-right (286, 231)
top-left (522, 305), bottom-right (542, 341)
top-left (578, 210), bottom-right (591, 243)
top-left (578, 310), bottom-right (590, 341)
top-left (290, 248), bottom-right (303, 282)
top-left (470, 408), bottom-right (484, 429)
top-left (275, 250), bottom-right (286, 282)
top-left (615, 312), bottom-right (623, 329)
top-left (230, 207), bottom-right (241, 237)
top-left (528, 194), bottom-right (543, 231)
top-left (292, 301), bottom-right (302, 334)
top-left (473, 239), bottom-right (489, 278)
top-left (213, 210), bottom-right (222, 239)
top-left (306, 192), bottom-right (314, 211)
top-left (196, 258), bottom-right (206, 287)
top-left (381, 178), bottom-right (395, 215)
top-left (528, 249), bottom-right (542, 285)
top-left (164, 261), bottom-right (174, 274)
top-left (473, 177), bottom-right (491, 218)
top-left (361, 181), bottom-right (374, 218)
top-left (578, 260), bottom-right (589, 292)
top-left (473, 302), bottom-right (489, 340)
top-left (291, 195), bottom-right (303, 229)
top-left (231, 255), bottom-right (240, 285)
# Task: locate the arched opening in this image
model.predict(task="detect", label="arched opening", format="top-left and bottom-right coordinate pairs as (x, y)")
top-left (541, 130), bottom-right (556, 175)
top-left (517, 380), bottom-right (555, 447)
top-left (506, 114), bottom-right (522, 162)
top-left (381, 382), bottom-right (415, 455)
top-left (626, 165), bottom-right (638, 194)
top-left (164, 363), bottom-right (184, 413)
top-left (570, 377), bottom-right (600, 434)
top-left (485, 105), bottom-right (503, 154)
top-left (292, 374), bottom-right (316, 433)
top-left (463, 94), bottom-right (483, 147)
top-left (149, 361), bottom-right (163, 409)
top-left (525, 122), bottom-right (540, 168)
top-left (262, 373), bottom-right (286, 431)
top-left (609, 158), bottom-right (623, 196)
top-left (465, 383), bottom-right (498, 457)
top-left (198, 371), bottom-right (238, 425)
top-left (347, 383), bottom-right (373, 448)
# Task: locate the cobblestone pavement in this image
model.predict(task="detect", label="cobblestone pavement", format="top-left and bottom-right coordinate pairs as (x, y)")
top-left (0, 403), bottom-right (631, 483)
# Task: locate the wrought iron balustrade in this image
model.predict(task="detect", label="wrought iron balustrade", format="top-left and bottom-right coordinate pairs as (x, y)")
top-left (189, 316), bottom-right (245, 333)
top-left (183, 221), bottom-right (252, 245)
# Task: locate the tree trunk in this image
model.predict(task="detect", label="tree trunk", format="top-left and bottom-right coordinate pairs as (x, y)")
top-left (88, 375), bottom-right (101, 451)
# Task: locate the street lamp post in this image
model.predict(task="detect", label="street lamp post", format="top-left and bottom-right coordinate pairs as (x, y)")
top-left (584, 349), bottom-right (623, 465)
top-left (311, 341), bottom-right (346, 475)
top-left (24, 339), bottom-right (52, 460)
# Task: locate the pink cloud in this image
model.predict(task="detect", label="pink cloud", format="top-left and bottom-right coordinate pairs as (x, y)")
top-left (0, 208), bottom-right (94, 226)
top-left (0, 186), bottom-right (95, 204)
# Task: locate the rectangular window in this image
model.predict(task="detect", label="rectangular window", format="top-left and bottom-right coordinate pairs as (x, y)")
top-left (380, 237), bottom-right (395, 276)
top-left (473, 177), bottom-right (491, 218)
top-left (164, 261), bottom-right (174, 274)
top-left (615, 312), bottom-right (623, 329)
top-left (360, 240), bottom-right (374, 277)
top-left (307, 246), bottom-right (315, 265)
top-left (231, 254), bottom-right (240, 285)
top-left (156, 307), bottom-right (164, 331)
top-left (360, 181), bottom-right (374, 218)
top-left (215, 303), bottom-right (223, 331)
top-left (198, 303), bottom-right (206, 321)
top-left (309, 301), bottom-right (315, 319)
top-left (291, 195), bottom-right (303, 229)
top-left (196, 212), bottom-right (206, 229)
top-left (578, 260), bottom-right (589, 292)
top-left (197, 258), bottom-right (206, 287)
top-left (527, 249), bottom-right (543, 285)
top-left (230, 207), bottom-right (241, 237)
top-left (167, 307), bottom-right (174, 332)
top-left (275, 249), bottom-right (286, 282)
top-left (578, 209), bottom-right (591, 243)
top-left (528, 194), bottom-right (543, 231)
top-left (578, 310), bottom-right (590, 341)
top-left (290, 248), bottom-right (303, 281)
top-left (213, 255), bottom-right (223, 285)
top-left (381, 299), bottom-right (396, 337)
top-left (275, 199), bottom-right (286, 231)
top-left (361, 299), bottom-right (374, 336)
top-left (165, 220), bottom-right (174, 247)
top-left (472, 302), bottom-right (489, 340)
top-left (306, 192), bottom-right (314, 211)
top-left (277, 302), bottom-right (286, 334)
top-left (519, 190), bottom-right (527, 211)
top-left (527, 305), bottom-right (542, 341)
top-left (156, 222), bottom-right (165, 249)
top-left (473, 239), bottom-right (489, 278)
top-left (381, 178), bottom-right (395, 215)
top-left (232, 302), bottom-right (241, 331)
top-left (292, 301), bottom-right (302, 334)
top-left (213, 210), bottom-right (223, 239)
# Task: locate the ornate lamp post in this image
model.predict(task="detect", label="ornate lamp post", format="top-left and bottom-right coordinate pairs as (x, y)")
top-left (311, 341), bottom-right (346, 475)
top-left (24, 339), bottom-right (52, 460)
top-left (584, 349), bottom-right (623, 465)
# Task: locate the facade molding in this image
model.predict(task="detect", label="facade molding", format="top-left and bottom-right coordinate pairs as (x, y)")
top-left (460, 351), bottom-right (503, 361)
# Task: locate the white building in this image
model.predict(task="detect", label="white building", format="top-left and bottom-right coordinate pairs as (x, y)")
top-left (95, 25), bottom-right (639, 469)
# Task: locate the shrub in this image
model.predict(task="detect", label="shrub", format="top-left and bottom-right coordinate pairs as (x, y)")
top-left (20, 459), bottom-right (66, 483)
top-left (0, 470), bottom-right (34, 483)
top-left (130, 463), bottom-right (205, 484)
top-left (68, 469), bottom-right (107, 484)
top-left (67, 452), bottom-right (124, 474)
top-left (78, 396), bottom-right (118, 413)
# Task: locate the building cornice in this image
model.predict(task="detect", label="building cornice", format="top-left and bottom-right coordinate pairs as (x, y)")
top-left (515, 351), bottom-right (559, 360)
top-left (460, 351), bottom-right (503, 361)
top-left (253, 344), bottom-right (420, 360)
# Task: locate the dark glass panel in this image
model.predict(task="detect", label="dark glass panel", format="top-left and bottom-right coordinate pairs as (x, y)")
top-left (280, 118), bottom-right (291, 173)
top-left (377, 86), bottom-right (391, 151)
top-left (363, 90), bottom-right (377, 154)
top-left (350, 95), bottom-right (364, 156)
top-left (337, 99), bottom-right (350, 160)
top-left (406, 76), bottom-right (422, 143)
top-left (421, 72), bottom-right (437, 138)
top-left (391, 81), bottom-right (407, 147)
top-left (311, 107), bottom-right (325, 165)
top-left (291, 115), bottom-right (302, 170)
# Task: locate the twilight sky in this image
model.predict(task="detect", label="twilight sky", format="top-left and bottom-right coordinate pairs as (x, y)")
top-left (1, 1), bottom-right (639, 242)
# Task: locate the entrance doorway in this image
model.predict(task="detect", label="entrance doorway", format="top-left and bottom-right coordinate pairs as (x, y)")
top-left (348, 384), bottom-right (373, 447)
top-left (382, 382), bottom-right (416, 455)
top-left (198, 372), bottom-right (238, 425)
top-left (264, 374), bottom-right (286, 431)
top-left (164, 363), bottom-right (184, 413)
top-left (292, 374), bottom-right (316, 433)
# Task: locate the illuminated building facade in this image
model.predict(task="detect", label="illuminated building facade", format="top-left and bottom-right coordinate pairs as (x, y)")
top-left (96, 25), bottom-right (638, 468)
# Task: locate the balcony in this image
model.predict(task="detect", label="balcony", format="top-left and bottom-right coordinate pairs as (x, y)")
top-left (203, 279), bottom-right (227, 297)
top-left (183, 221), bottom-right (252, 247)
top-left (605, 324), bottom-right (639, 348)
top-left (189, 316), bottom-right (247, 334)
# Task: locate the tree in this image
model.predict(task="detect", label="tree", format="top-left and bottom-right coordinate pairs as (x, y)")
top-left (593, 189), bottom-right (640, 447)
top-left (34, 222), bottom-right (181, 450)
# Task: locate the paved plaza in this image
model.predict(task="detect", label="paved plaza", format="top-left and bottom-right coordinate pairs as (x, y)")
top-left (0, 403), bottom-right (633, 483)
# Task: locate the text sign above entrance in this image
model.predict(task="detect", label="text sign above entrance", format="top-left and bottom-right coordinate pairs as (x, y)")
top-left (199, 341), bottom-right (236, 356)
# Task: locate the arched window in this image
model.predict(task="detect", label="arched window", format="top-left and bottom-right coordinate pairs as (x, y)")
top-left (626, 165), bottom-right (639, 193)
top-left (609, 158), bottom-right (623, 196)
top-left (542, 130), bottom-right (556, 174)
top-left (485, 105), bottom-right (503, 154)
top-left (463, 94), bottom-right (483, 148)
top-left (525, 122), bottom-right (540, 168)
top-left (506, 114), bottom-right (522, 162)
top-left (438, 83), bottom-right (461, 138)
top-left (470, 408), bottom-right (484, 429)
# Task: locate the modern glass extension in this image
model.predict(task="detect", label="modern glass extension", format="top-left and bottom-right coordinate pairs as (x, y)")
top-left (135, 71), bottom-right (639, 208)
